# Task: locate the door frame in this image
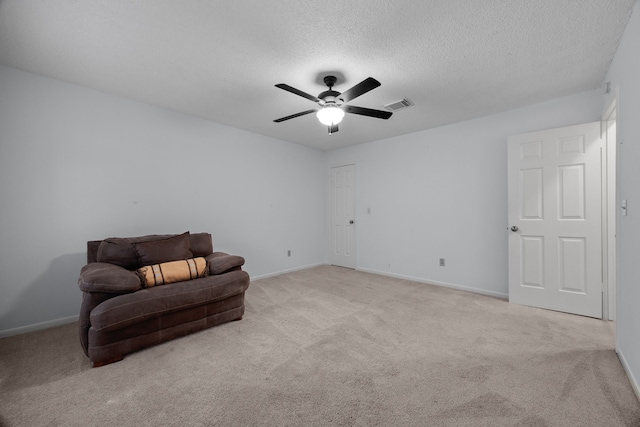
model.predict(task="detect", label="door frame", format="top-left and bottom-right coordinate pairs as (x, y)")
top-left (602, 87), bottom-right (618, 321)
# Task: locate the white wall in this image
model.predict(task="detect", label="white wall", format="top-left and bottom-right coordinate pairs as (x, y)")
top-left (605, 0), bottom-right (640, 397)
top-left (325, 89), bottom-right (603, 298)
top-left (0, 65), bottom-right (326, 335)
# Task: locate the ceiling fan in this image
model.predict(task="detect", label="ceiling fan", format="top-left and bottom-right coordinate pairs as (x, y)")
top-left (273, 75), bottom-right (392, 135)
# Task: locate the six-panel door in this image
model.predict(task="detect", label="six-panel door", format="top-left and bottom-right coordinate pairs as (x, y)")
top-left (508, 122), bottom-right (603, 318)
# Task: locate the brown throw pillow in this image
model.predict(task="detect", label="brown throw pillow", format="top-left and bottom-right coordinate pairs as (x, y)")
top-left (137, 257), bottom-right (207, 287)
top-left (96, 238), bottom-right (138, 270)
top-left (207, 254), bottom-right (245, 275)
top-left (133, 232), bottom-right (193, 266)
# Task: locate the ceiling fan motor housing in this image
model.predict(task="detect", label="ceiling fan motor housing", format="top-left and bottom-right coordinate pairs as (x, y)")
top-left (320, 76), bottom-right (342, 103)
top-left (319, 92), bottom-right (340, 104)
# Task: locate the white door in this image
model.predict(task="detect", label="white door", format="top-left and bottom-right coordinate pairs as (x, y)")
top-left (508, 122), bottom-right (603, 318)
top-left (331, 164), bottom-right (356, 268)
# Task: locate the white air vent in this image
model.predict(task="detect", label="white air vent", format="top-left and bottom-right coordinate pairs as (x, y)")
top-left (383, 98), bottom-right (413, 112)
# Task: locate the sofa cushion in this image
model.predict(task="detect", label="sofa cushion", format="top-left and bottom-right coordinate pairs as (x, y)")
top-left (137, 257), bottom-right (207, 288)
top-left (89, 270), bottom-right (250, 333)
top-left (97, 238), bottom-right (138, 270)
top-left (133, 232), bottom-right (193, 266)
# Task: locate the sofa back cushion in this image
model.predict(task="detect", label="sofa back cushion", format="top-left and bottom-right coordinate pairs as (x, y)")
top-left (190, 233), bottom-right (214, 257)
top-left (95, 232), bottom-right (212, 269)
top-left (132, 232), bottom-right (193, 266)
top-left (97, 238), bottom-right (139, 270)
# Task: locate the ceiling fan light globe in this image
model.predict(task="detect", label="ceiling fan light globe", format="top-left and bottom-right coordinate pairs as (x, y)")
top-left (317, 106), bottom-right (344, 126)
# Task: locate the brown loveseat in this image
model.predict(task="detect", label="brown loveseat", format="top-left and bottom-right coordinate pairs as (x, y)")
top-left (77, 232), bottom-right (249, 367)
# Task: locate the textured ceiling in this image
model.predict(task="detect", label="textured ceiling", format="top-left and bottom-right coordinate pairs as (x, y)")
top-left (0, 1), bottom-right (635, 150)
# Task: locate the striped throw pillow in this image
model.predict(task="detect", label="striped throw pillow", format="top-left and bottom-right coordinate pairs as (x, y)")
top-left (137, 257), bottom-right (207, 287)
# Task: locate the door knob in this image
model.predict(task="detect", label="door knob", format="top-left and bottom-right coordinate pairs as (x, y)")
top-left (510, 226), bottom-right (519, 232)
top-left (349, 220), bottom-right (354, 224)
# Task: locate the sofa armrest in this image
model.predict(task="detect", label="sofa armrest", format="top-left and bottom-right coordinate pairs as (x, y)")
top-left (206, 252), bottom-right (245, 275)
top-left (78, 291), bottom-right (115, 356)
top-left (78, 262), bottom-right (142, 293)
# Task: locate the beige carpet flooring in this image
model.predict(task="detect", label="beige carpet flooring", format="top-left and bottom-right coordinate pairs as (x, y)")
top-left (1, 265), bottom-right (639, 426)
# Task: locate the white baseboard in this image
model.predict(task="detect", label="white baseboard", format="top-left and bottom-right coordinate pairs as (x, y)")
top-left (356, 267), bottom-right (509, 300)
top-left (1, 263), bottom-right (330, 339)
top-left (0, 266), bottom-right (506, 338)
top-left (0, 315), bottom-right (79, 338)
top-left (251, 262), bottom-right (329, 281)
top-left (617, 347), bottom-right (640, 402)
top-left (252, 264), bottom-right (509, 300)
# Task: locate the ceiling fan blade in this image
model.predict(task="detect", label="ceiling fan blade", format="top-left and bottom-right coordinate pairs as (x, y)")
top-left (338, 77), bottom-right (381, 103)
top-left (344, 105), bottom-right (392, 119)
top-left (275, 84), bottom-right (321, 103)
top-left (273, 109), bottom-right (318, 123)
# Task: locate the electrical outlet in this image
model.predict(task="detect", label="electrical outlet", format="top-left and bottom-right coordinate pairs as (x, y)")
top-left (439, 258), bottom-right (445, 267)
